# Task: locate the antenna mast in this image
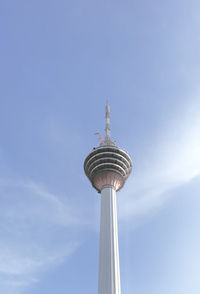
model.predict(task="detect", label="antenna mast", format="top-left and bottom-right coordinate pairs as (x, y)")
top-left (105, 102), bottom-right (110, 141)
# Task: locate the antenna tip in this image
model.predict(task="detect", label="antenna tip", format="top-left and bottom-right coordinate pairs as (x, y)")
top-left (106, 102), bottom-right (110, 112)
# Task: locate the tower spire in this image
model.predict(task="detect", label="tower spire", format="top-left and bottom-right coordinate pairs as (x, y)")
top-left (105, 102), bottom-right (111, 141)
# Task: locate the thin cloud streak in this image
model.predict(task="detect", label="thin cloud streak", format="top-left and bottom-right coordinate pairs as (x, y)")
top-left (0, 179), bottom-right (81, 293)
top-left (0, 178), bottom-right (82, 226)
top-left (0, 242), bottom-right (78, 294)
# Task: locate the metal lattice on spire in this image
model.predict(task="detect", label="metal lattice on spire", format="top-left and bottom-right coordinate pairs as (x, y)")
top-left (105, 102), bottom-right (110, 141)
top-left (103, 102), bottom-right (115, 146)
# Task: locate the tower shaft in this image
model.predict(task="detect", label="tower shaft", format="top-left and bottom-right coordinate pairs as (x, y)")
top-left (98, 186), bottom-right (121, 294)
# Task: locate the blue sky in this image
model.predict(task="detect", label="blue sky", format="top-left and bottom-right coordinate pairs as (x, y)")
top-left (0, 0), bottom-right (200, 293)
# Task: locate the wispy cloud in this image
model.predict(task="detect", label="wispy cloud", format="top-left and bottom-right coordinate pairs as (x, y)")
top-left (0, 179), bottom-right (81, 293)
top-left (119, 97), bottom-right (200, 222)
top-left (0, 178), bottom-right (82, 226)
top-left (0, 243), bottom-right (78, 294)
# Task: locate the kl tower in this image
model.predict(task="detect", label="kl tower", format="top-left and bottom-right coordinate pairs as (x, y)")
top-left (84, 104), bottom-right (132, 294)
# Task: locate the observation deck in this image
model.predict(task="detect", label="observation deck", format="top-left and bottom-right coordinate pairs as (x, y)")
top-left (84, 142), bottom-right (132, 192)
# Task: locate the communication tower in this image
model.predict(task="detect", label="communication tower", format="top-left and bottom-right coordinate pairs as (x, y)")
top-left (84, 104), bottom-right (132, 294)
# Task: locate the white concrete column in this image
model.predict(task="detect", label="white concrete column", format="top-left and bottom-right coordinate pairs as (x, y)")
top-left (98, 186), bottom-right (121, 294)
